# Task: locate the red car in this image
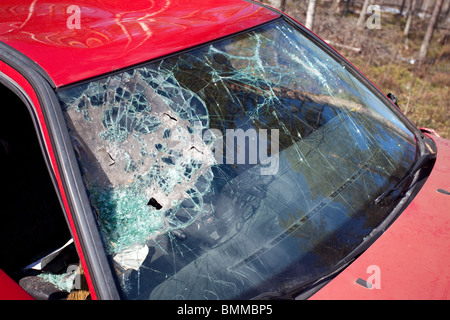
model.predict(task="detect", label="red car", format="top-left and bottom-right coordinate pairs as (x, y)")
top-left (0, 0), bottom-right (448, 300)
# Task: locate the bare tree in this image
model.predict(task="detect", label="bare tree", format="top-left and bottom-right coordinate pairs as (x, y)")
top-left (305, 0), bottom-right (318, 31)
top-left (418, 0), bottom-right (432, 19)
top-left (357, 0), bottom-right (371, 28)
top-left (404, 0), bottom-right (417, 37)
top-left (399, 0), bottom-right (407, 16)
top-left (419, 0), bottom-right (444, 61)
top-left (280, 0), bottom-right (287, 12)
top-left (332, 0), bottom-right (342, 14)
top-left (421, 0), bottom-right (432, 13)
top-left (342, 0), bottom-right (353, 17)
top-left (439, 0), bottom-right (450, 23)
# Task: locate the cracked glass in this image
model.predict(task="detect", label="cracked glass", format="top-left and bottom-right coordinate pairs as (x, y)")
top-left (56, 19), bottom-right (417, 299)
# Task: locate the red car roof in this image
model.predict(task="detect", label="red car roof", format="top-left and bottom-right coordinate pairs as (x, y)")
top-left (0, 0), bottom-right (279, 87)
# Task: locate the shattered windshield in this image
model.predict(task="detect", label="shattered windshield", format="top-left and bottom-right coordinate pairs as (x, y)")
top-left (56, 19), bottom-right (416, 299)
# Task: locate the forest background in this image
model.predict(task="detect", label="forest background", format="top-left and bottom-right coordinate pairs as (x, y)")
top-left (263, 0), bottom-right (450, 139)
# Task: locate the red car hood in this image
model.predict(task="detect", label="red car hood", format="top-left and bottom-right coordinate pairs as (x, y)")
top-left (310, 133), bottom-right (450, 300)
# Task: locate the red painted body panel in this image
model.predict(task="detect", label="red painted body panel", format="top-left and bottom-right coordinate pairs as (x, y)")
top-left (0, 269), bottom-right (33, 300)
top-left (0, 0), bottom-right (279, 87)
top-left (310, 134), bottom-right (450, 300)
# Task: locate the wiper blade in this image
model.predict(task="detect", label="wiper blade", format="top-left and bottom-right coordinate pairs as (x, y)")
top-left (375, 142), bottom-right (436, 204)
top-left (253, 257), bottom-right (357, 300)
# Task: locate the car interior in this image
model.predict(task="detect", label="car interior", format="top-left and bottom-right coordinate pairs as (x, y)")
top-left (0, 83), bottom-right (87, 299)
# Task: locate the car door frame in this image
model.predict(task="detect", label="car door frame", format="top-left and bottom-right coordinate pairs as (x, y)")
top-left (0, 42), bottom-right (120, 300)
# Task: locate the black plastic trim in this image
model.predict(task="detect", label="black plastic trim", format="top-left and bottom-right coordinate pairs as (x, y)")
top-left (0, 42), bottom-right (56, 88)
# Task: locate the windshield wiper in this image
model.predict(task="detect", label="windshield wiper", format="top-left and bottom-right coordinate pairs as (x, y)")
top-left (252, 256), bottom-right (358, 300)
top-left (375, 137), bottom-right (436, 204)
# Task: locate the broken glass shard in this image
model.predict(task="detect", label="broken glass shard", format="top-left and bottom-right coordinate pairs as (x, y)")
top-left (56, 19), bottom-right (417, 300)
